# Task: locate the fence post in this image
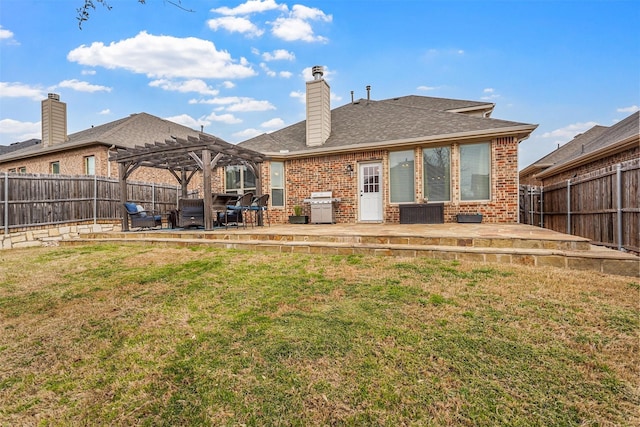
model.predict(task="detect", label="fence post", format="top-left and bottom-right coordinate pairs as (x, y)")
top-left (3, 172), bottom-right (8, 235)
top-left (540, 187), bottom-right (544, 228)
top-left (566, 179), bottom-right (571, 234)
top-left (152, 182), bottom-right (156, 212)
top-left (93, 174), bottom-right (98, 225)
top-left (616, 163), bottom-right (622, 250)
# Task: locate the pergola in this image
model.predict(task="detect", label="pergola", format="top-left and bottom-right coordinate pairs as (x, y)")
top-left (110, 133), bottom-right (267, 231)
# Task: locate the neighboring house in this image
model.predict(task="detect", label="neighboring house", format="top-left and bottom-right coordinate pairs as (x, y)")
top-left (0, 94), bottom-right (203, 185)
top-left (520, 112), bottom-right (639, 186)
top-left (237, 66), bottom-right (538, 224)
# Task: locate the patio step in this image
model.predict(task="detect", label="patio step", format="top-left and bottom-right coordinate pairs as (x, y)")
top-left (64, 225), bottom-right (639, 277)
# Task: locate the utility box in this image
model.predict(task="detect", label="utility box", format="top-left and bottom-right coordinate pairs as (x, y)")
top-left (399, 203), bottom-right (444, 224)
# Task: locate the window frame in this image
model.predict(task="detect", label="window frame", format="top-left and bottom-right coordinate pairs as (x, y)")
top-left (422, 145), bottom-right (451, 202)
top-left (389, 150), bottom-right (415, 204)
top-left (459, 142), bottom-right (491, 201)
top-left (270, 161), bottom-right (285, 207)
top-left (225, 165), bottom-right (256, 194)
top-left (84, 155), bottom-right (96, 175)
top-left (50, 161), bottom-right (60, 175)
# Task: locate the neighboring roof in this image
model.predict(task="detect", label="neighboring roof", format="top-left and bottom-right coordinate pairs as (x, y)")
top-left (521, 112), bottom-right (640, 179)
top-left (0, 139), bottom-right (41, 155)
top-left (239, 95), bottom-right (536, 156)
top-left (0, 113), bottom-right (201, 163)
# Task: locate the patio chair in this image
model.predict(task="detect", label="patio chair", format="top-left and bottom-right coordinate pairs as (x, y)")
top-left (249, 194), bottom-right (270, 227)
top-left (123, 202), bottom-right (162, 230)
top-left (177, 198), bottom-right (205, 228)
top-left (227, 192), bottom-right (253, 228)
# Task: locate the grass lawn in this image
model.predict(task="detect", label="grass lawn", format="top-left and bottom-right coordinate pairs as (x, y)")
top-left (0, 244), bottom-right (638, 426)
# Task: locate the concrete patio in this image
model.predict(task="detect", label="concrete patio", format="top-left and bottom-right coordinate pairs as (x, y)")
top-left (63, 222), bottom-right (640, 278)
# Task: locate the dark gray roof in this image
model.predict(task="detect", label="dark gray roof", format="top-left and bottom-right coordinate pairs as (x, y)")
top-left (239, 95), bottom-right (535, 154)
top-left (523, 111), bottom-right (639, 173)
top-left (0, 138), bottom-right (41, 155)
top-left (0, 113), bottom-right (201, 162)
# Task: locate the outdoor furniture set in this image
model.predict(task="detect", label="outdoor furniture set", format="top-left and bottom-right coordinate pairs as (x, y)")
top-left (123, 193), bottom-right (269, 231)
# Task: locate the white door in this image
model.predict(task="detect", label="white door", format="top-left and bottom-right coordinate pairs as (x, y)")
top-left (359, 162), bottom-right (383, 222)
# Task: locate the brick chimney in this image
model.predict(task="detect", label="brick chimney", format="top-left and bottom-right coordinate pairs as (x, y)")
top-left (41, 93), bottom-right (67, 147)
top-left (305, 65), bottom-right (331, 147)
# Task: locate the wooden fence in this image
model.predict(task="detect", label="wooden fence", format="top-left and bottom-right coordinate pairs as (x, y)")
top-left (1, 173), bottom-right (184, 233)
top-left (519, 159), bottom-right (639, 254)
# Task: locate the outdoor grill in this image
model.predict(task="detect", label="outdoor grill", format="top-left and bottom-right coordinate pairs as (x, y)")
top-left (303, 191), bottom-right (341, 224)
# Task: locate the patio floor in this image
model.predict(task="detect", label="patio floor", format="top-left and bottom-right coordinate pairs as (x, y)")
top-left (69, 222), bottom-right (639, 277)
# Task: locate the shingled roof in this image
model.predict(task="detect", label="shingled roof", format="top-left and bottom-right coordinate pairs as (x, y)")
top-left (239, 95), bottom-right (536, 156)
top-left (521, 111), bottom-right (639, 179)
top-left (0, 113), bottom-right (201, 162)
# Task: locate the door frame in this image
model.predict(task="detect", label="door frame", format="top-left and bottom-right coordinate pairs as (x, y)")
top-left (358, 161), bottom-right (384, 222)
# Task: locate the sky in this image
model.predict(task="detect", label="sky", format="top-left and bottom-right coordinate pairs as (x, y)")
top-left (0, 0), bottom-right (638, 169)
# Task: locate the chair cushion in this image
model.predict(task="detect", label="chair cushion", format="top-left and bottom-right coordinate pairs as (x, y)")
top-left (136, 204), bottom-right (147, 217)
top-left (124, 202), bottom-right (138, 214)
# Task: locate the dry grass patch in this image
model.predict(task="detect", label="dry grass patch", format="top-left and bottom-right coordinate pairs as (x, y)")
top-left (0, 244), bottom-right (638, 426)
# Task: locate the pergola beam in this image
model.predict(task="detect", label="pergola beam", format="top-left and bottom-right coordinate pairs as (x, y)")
top-left (111, 133), bottom-right (267, 231)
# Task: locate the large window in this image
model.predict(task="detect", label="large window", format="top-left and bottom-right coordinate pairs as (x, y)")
top-left (50, 161), bottom-right (60, 174)
top-left (460, 142), bottom-right (490, 200)
top-left (389, 150), bottom-right (415, 203)
top-left (225, 165), bottom-right (256, 194)
top-left (423, 146), bottom-right (450, 202)
top-left (85, 155), bottom-right (95, 175)
top-left (270, 161), bottom-right (284, 207)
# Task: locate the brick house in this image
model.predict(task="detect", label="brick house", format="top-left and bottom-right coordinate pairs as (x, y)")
top-left (519, 111), bottom-right (639, 186)
top-left (237, 66), bottom-right (538, 224)
top-left (0, 93), bottom-right (203, 186)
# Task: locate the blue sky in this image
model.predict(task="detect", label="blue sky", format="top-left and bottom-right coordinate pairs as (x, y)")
top-left (0, 0), bottom-right (638, 169)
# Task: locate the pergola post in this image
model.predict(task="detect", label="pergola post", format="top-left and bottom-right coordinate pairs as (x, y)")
top-left (119, 162), bottom-right (129, 231)
top-left (202, 149), bottom-right (213, 230)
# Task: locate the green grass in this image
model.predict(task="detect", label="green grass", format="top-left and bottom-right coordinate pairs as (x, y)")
top-left (0, 244), bottom-right (638, 426)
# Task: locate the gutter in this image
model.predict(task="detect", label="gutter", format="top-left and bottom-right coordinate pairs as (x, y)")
top-left (259, 124), bottom-right (538, 159)
top-left (0, 140), bottom-right (122, 163)
top-left (535, 135), bottom-right (639, 179)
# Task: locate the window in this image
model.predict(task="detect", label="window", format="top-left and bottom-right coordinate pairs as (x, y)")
top-left (8, 168), bottom-right (16, 173)
top-left (85, 155), bottom-right (95, 175)
top-left (423, 146), bottom-right (450, 202)
top-left (225, 165), bottom-right (256, 194)
top-left (389, 150), bottom-right (415, 203)
top-left (270, 162), bottom-right (284, 207)
top-left (50, 161), bottom-right (60, 174)
top-left (460, 142), bottom-right (490, 200)
top-left (18, 167), bottom-right (26, 173)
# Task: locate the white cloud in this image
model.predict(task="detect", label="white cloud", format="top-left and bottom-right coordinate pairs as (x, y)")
top-left (99, 109), bottom-right (110, 115)
top-left (483, 88), bottom-right (494, 93)
top-left (81, 69), bottom-right (96, 75)
top-left (212, 0), bottom-right (287, 16)
top-left (222, 81), bottom-right (236, 89)
top-left (279, 71), bottom-right (293, 78)
top-left (149, 79), bottom-right (219, 96)
top-left (290, 90), bottom-right (305, 103)
top-left (207, 16), bottom-right (264, 37)
top-left (262, 49), bottom-right (295, 61)
top-left (617, 105), bottom-right (639, 113)
top-left (57, 79), bottom-right (111, 93)
top-left (232, 128), bottom-right (263, 139)
top-left (227, 99), bottom-right (275, 112)
top-left (0, 118), bottom-right (40, 142)
top-left (417, 85), bottom-right (438, 91)
top-left (163, 114), bottom-right (208, 130)
top-left (0, 82), bottom-right (46, 101)
top-left (541, 121), bottom-right (599, 143)
top-left (481, 87), bottom-right (500, 100)
top-left (271, 5), bottom-right (332, 42)
top-left (260, 118), bottom-right (284, 128)
top-left (260, 62), bottom-right (276, 77)
top-left (189, 96), bottom-right (275, 112)
top-left (67, 31), bottom-right (256, 80)
top-left (204, 112), bottom-right (242, 124)
top-left (0, 25), bottom-right (18, 45)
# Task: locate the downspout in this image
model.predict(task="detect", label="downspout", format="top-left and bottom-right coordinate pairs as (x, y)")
top-left (107, 145), bottom-right (116, 177)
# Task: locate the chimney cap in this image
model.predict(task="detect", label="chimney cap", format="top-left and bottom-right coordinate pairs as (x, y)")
top-left (47, 93), bottom-right (60, 101)
top-left (311, 65), bottom-right (324, 80)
